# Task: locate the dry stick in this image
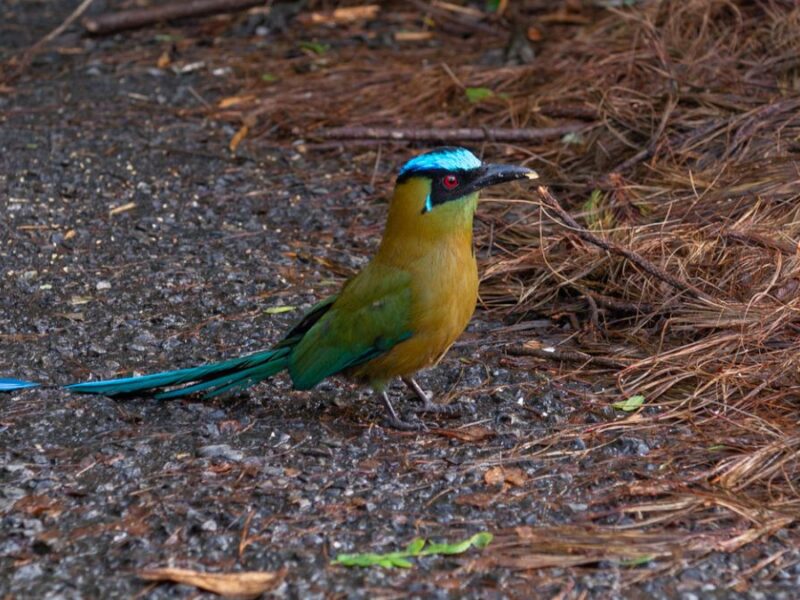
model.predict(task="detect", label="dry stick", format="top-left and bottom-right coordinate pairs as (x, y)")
top-left (536, 186), bottom-right (713, 302)
top-left (315, 125), bottom-right (585, 143)
top-left (83, 0), bottom-right (265, 35)
top-left (539, 104), bottom-right (599, 121)
top-left (3, 0), bottom-right (96, 82)
top-left (506, 345), bottom-right (629, 369)
top-left (407, 0), bottom-right (502, 36)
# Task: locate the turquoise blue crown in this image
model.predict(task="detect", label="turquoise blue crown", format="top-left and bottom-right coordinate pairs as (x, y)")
top-left (398, 147), bottom-right (481, 177)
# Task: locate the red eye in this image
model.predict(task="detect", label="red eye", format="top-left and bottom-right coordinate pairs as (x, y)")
top-left (442, 174), bottom-right (459, 190)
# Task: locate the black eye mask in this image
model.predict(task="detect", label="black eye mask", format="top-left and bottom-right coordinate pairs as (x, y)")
top-left (398, 164), bottom-right (536, 214)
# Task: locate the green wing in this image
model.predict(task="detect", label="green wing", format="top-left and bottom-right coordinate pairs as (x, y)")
top-left (276, 294), bottom-right (339, 349)
top-left (287, 265), bottom-right (413, 390)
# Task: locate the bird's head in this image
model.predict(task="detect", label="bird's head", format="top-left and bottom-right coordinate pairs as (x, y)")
top-left (385, 147), bottom-right (538, 239)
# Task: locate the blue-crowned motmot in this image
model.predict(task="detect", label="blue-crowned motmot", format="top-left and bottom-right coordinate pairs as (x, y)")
top-left (1, 147), bottom-right (537, 428)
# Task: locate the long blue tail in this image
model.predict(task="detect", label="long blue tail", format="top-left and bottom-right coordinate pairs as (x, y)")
top-left (0, 378), bottom-right (38, 392)
top-left (66, 348), bottom-right (291, 399)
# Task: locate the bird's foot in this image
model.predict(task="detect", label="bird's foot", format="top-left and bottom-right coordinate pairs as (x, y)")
top-left (409, 399), bottom-right (472, 417)
top-left (381, 392), bottom-right (427, 431)
top-left (401, 377), bottom-right (476, 419)
top-left (383, 413), bottom-right (427, 431)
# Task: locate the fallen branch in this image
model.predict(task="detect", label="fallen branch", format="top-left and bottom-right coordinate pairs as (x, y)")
top-left (315, 125), bottom-right (586, 143)
top-left (83, 0), bottom-right (265, 35)
top-left (407, 0), bottom-right (502, 36)
top-left (536, 186), bottom-right (713, 302)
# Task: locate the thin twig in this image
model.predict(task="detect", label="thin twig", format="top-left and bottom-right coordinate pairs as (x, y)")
top-left (316, 125), bottom-right (586, 143)
top-left (3, 0), bottom-right (96, 82)
top-left (506, 344), bottom-right (629, 369)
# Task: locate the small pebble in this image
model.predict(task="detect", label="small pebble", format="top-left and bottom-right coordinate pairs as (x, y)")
top-left (199, 444), bottom-right (244, 462)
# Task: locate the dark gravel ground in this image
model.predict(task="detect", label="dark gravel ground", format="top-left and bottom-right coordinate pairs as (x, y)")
top-left (2, 2), bottom-right (799, 598)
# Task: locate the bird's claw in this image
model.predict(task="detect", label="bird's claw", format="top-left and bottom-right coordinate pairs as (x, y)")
top-left (410, 399), bottom-right (476, 418)
top-left (383, 413), bottom-right (428, 431)
top-left (400, 377), bottom-right (475, 419)
top-left (381, 391), bottom-right (427, 431)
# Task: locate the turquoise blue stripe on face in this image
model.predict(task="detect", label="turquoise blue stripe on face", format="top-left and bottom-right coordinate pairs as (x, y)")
top-left (399, 147), bottom-right (481, 177)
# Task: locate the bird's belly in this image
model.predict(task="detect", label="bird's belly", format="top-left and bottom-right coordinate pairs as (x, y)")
top-left (352, 249), bottom-right (478, 386)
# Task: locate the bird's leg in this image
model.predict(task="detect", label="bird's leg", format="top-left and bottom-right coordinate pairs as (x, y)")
top-left (402, 376), bottom-right (430, 403)
top-left (401, 377), bottom-right (473, 417)
top-left (381, 391), bottom-right (425, 431)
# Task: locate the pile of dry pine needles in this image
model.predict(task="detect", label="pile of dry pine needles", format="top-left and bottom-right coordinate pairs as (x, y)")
top-left (214, 0), bottom-right (799, 578)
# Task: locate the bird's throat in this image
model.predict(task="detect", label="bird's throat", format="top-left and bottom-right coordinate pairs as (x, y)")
top-left (377, 192), bottom-right (476, 267)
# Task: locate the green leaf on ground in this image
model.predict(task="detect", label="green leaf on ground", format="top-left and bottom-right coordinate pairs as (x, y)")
top-left (264, 306), bottom-right (296, 315)
top-left (299, 41), bottom-right (329, 55)
top-left (333, 552), bottom-right (414, 568)
top-left (332, 532), bottom-right (493, 568)
top-left (612, 394), bottom-right (645, 411)
top-left (405, 538), bottom-right (426, 554)
top-left (154, 34), bottom-right (181, 43)
top-left (619, 554), bottom-right (654, 567)
top-left (465, 87), bottom-right (494, 103)
top-left (260, 73), bottom-right (278, 83)
top-left (582, 189), bottom-right (603, 226)
top-left (420, 532), bottom-right (493, 555)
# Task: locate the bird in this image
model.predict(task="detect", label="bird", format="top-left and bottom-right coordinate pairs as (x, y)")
top-left (1, 147), bottom-right (537, 428)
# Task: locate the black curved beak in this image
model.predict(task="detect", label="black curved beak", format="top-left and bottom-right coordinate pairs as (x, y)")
top-left (467, 164), bottom-right (538, 195)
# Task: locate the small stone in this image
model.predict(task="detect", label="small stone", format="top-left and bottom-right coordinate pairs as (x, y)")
top-left (13, 562), bottom-right (43, 582)
top-left (199, 444), bottom-right (244, 462)
top-left (571, 438), bottom-right (587, 450)
top-left (201, 519), bottom-right (217, 532)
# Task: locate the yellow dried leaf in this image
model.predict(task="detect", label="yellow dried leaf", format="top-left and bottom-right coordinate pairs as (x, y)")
top-left (395, 31), bottom-right (434, 42)
top-left (484, 466), bottom-right (527, 487)
top-left (484, 467), bottom-right (504, 486)
top-left (308, 4), bottom-right (379, 24)
top-left (332, 5), bottom-right (380, 22)
top-left (109, 202), bottom-right (136, 216)
top-left (527, 26), bottom-right (542, 42)
top-left (156, 51), bottom-right (171, 69)
top-left (229, 125), bottom-right (249, 152)
top-left (503, 467), bottom-right (527, 487)
top-left (522, 339), bottom-right (544, 351)
top-left (138, 567), bottom-right (283, 598)
top-left (218, 95), bottom-right (256, 109)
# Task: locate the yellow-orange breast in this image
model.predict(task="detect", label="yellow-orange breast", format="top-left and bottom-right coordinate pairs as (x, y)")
top-left (350, 227), bottom-right (478, 387)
